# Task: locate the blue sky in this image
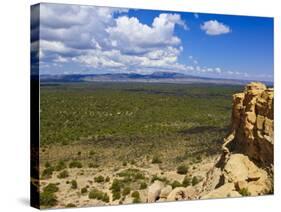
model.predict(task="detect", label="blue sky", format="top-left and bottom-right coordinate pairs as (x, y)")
top-left (32, 3), bottom-right (274, 81)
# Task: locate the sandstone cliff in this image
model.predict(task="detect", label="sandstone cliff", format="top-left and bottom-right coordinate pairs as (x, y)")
top-left (201, 82), bottom-right (274, 198)
top-left (148, 82), bottom-right (274, 202)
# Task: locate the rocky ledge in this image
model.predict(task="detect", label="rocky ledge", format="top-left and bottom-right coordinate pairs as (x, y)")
top-left (147, 82), bottom-right (274, 202)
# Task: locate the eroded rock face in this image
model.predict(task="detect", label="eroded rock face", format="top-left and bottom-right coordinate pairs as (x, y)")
top-left (200, 82), bottom-right (274, 199)
top-left (231, 82), bottom-right (274, 166)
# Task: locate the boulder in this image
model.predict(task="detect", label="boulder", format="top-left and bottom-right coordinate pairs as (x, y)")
top-left (147, 180), bottom-right (164, 203)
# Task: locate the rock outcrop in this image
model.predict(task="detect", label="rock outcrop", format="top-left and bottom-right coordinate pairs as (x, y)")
top-left (146, 82), bottom-right (273, 202)
top-left (201, 82), bottom-right (274, 198)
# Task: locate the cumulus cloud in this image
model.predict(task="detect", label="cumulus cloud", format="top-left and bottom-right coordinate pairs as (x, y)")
top-left (36, 4), bottom-right (190, 74)
top-left (201, 20), bottom-right (231, 35)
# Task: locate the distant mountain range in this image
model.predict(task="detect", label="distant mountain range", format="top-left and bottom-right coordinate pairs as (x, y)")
top-left (39, 72), bottom-right (272, 86)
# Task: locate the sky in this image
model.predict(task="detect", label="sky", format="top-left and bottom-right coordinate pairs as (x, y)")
top-left (31, 3), bottom-right (274, 81)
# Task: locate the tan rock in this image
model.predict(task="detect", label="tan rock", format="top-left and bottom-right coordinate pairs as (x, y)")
top-left (159, 185), bottom-right (172, 199)
top-left (201, 183), bottom-right (240, 199)
top-left (167, 187), bottom-right (187, 201)
top-left (147, 180), bottom-right (164, 203)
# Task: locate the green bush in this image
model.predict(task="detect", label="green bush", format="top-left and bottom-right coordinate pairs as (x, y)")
top-left (45, 161), bottom-right (51, 168)
top-left (182, 176), bottom-right (191, 187)
top-left (81, 187), bottom-right (88, 194)
top-left (69, 160), bottom-right (83, 168)
top-left (40, 191), bottom-right (57, 207)
top-left (66, 203), bottom-right (76, 208)
top-left (140, 182), bottom-right (147, 190)
top-left (171, 180), bottom-right (182, 189)
top-left (57, 170), bottom-right (69, 179)
top-left (105, 176), bottom-right (110, 182)
top-left (132, 197), bottom-right (141, 203)
top-left (110, 179), bottom-right (122, 192)
top-left (94, 175), bottom-right (105, 183)
top-left (152, 156), bottom-right (162, 164)
top-left (112, 191), bottom-right (121, 201)
top-left (71, 180), bottom-right (78, 189)
top-left (42, 167), bottom-right (54, 179)
top-left (239, 188), bottom-right (251, 196)
top-left (43, 183), bottom-right (59, 193)
top-left (122, 161), bottom-right (127, 166)
top-left (89, 188), bottom-right (109, 202)
top-left (191, 176), bottom-right (199, 186)
top-left (151, 175), bottom-right (168, 183)
top-left (122, 187), bottom-right (131, 196)
top-left (55, 160), bottom-right (66, 171)
top-left (177, 165), bottom-right (188, 175)
top-left (131, 191), bottom-right (140, 199)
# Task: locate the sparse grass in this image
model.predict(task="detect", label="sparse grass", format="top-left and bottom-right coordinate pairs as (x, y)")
top-left (88, 163), bottom-right (99, 168)
top-left (57, 170), bottom-right (69, 179)
top-left (191, 176), bottom-right (199, 186)
top-left (69, 160), bottom-right (83, 168)
top-left (238, 188), bottom-right (251, 196)
top-left (152, 156), bottom-right (162, 164)
top-left (66, 203), bottom-right (76, 208)
top-left (182, 176), bottom-right (191, 187)
top-left (55, 160), bottom-right (66, 171)
top-left (177, 165), bottom-right (188, 175)
top-left (122, 187), bottom-right (131, 196)
top-left (171, 180), bottom-right (182, 189)
top-left (151, 175), bottom-right (169, 183)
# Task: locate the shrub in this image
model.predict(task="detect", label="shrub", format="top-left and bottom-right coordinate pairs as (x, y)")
top-left (122, 187), bottom-right (131, 196)
top-left (94, 175), bottom-right (105, 183)
top-left (112, 191), bottom-right (121, 201)
top-left (177, 165), bottom-right (188, 175)
top-left (66, 203), bottom-right (76, 208)
top-left (110, 179), bottom-right (122, 192)
top-left (69, 160), bottom-right (83, 168)
top-left (239, 188), bottom-right (251, 196)
top-left (45, 161), bottom-right (51, 168)
top-left (81, 187), bottom-right (88, 194)
top-left (40, 183), bottom-right (59, 207)
top-left (152, 156), bottom-right (162, 164)
top-left (140, 182), bottom-right (147, 190)
top-left (131, 191), bottom-right (140, 199)
top-left (151, 175), bottom-right (168, 183)
top-left (122, 161), bottom-right (127, 166)
top-left (55, 160), bottom-right (66, 171)
top-left (171, 180), bottom-right (182, 189)
top-left (89, 150), bottom-right (95, 156)
top-left (42, 167), bottom-right (54, 179)
top-left (71, 180), bottom-right (78, 189)
top-left (88, 163), bottom-right (99, 168)
top-left (57, 170), bottom-right (69, 179)
top-left (40, 191), bottom-right (57, 207)
top-left (105, 176), bottom-right (110, 182)
top-left (132, 197), bottom-right (141, 203)
top-left (89, 188), bottom-right (109, 202)
top-left (43, 183), bottom-right (59, 193)
top-left (182, 176), bottom-right (191, 187)
top-left (191, 176), bottom-right (199, 186)
top-left (77, 151), bottom-right (81, 156)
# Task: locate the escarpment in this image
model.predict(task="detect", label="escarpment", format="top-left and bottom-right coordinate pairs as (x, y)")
top-left (151, 82), bottom-right (274, 202)
top-left (201, 82), bottom-right (274, 198)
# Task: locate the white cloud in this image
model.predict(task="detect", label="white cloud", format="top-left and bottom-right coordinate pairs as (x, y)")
top-left (201, 20), bottom-right (231, 35)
